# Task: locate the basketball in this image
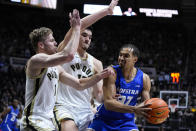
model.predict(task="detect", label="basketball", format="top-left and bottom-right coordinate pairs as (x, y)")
top-left (145, 98), bottom-right (170, 124)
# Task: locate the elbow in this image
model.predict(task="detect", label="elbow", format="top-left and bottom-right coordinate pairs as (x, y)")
top-left (61, 49), bottom-right (74, 62)
top-left (104, 100), bottom-right (112, 111)
top-left (75, 86), bottom-right (84, 91)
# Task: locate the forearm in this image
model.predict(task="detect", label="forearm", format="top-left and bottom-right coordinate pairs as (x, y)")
top-left (33, 28), bottom-right (81, 67)
top-left (94, 91), bottom-right (103, 103)
top-left (142, 91), bottom-right (150, 101)
top-left (57, 28), bottom-right (73, 52)
top-left (61, 27), bottom-right (80, 56)
top-left (104, 99), bottom-right (135, 113)
top-left (58, 7), bottom-right (110, 52)
top-left (81, 8), bottom-right (109, 30)
top-left (93, 81), bottom-right (104, 103)
top-left (78, 74), bottom-right (102, 90)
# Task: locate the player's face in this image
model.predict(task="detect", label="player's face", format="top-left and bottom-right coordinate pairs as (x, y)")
top-left (79, 29), bottom-right (92, 51)
top-left (118, 48), bottom-right (137, 68)
top-left (42, 33), bottom-right (57, 55)
top-left (13, 99), bottom-right (19, 108)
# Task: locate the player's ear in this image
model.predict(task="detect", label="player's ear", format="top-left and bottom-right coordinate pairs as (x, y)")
top-left (133, 56), bottom-right (138, 63)
top-left (38, 41), bottom-right (44, 50)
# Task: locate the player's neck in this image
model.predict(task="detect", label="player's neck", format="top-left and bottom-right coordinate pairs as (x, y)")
top-left (77, 49), bottom-right (88, 59)
top-left (38, 50), bottom-right (47, 55)
top-left (122, 67), bottom-right (136, 81)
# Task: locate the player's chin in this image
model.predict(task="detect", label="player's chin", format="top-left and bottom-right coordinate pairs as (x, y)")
top-left (119, 63), bottom-right (124, 67)
top-left (119, 62), bottom-right (125, 66)
top-left (53, 50), bottom-right (57, 54)
top-left (53, 48), bottom-right (57, 53)
top-left (82, 47), bottom-right (88, 51)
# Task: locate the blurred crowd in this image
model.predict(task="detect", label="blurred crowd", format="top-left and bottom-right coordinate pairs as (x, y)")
top-left (0, 7), bottom-right (196, 131)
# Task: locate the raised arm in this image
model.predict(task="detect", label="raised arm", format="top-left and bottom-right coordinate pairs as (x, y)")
top-left (27, 9), bottom-right (81, 78)
top-left (28, 26), bottom-right (79, 68)
top-left (80, 0), bottom-right (119, 30)
top-left (57, 0), bottom-right (119, 52)
top-left (58, 66), bottom-right (113, 91)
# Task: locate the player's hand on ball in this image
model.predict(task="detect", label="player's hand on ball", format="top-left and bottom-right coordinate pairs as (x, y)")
top-left (133, 103), bottom-right (152, 118)
top-left (144, 98), bottom-right (170, 124)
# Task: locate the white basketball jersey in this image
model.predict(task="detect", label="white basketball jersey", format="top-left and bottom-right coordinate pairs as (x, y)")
top-left (56, 53), bottom-right (94, 109)
top-left (24, 67), bottom-right (59, 119)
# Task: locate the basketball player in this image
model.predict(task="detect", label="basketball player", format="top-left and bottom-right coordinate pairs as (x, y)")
top-left (88, 44), bottom-right (152, 131)
top-left (0, 99), bottom-right (22, 131)
top-left (54, 0), bottom-right (119, 131)
top-left (20, 9), bottom-right (113, 131)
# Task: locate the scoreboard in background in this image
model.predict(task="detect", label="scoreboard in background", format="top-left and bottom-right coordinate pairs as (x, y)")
top-left (83, 0), bottom-right (180, 18)
top-left (83, 4), bottom-right (179, 18)
top-left (5, 0), bottom-right (57, 9)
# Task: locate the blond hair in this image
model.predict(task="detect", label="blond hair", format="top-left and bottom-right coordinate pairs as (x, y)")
top-left (29, 27), bottom-right (53, 52)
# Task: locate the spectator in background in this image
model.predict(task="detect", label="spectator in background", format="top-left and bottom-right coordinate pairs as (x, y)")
top-left (123, 7), bottom-right (137, 16)
top-left (0, 98), bottom-right (22, 131)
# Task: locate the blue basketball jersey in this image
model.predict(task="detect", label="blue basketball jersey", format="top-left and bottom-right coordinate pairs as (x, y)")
top-left (89, 65), bottom-right (143, 130)
top-left (0, 106), bottom-right (19, 131)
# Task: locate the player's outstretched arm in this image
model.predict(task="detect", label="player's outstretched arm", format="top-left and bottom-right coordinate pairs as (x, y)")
top-left (58, 66), bottom-right (113, 90)
top-left (103, 67), bottom-right (151, 115)
top-left (27, 9), bottom-right (80, 78)
top-left (57, 0), bottom-right (119, 52)
top-left (80, 0), bottom-right (119, 30)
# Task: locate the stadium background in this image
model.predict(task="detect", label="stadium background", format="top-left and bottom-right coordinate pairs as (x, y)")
top-left (0, 0), bottom-right (195, 130)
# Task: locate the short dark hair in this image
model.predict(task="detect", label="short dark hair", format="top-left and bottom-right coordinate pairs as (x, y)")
top-left (85, 26), bottom-right (93, 33)
top-left (11, 97), bottom-right (18, 102)
top-left (120, 44), bottom-right (140, 58)
top-left (29, 27), bottom-right (53, 52)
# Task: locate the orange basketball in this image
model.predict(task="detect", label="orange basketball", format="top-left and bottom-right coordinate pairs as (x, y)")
top-left (145, 98), bottom-right (170, 124)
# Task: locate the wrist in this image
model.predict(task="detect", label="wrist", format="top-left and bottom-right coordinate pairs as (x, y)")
top-left (72, 25), bottom-right (81, 31)
top-left (107, 4), bottom-right (115, 15)
top-left (106, 8), bottom-right (112, 15)
top-left (130, 106), bottom-right (136, 113)
top-left (96, 73), bottom-right (102, 81)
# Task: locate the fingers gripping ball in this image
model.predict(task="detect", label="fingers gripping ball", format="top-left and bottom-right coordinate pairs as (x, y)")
top-left (145, 98), bottom-right (170, 124)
